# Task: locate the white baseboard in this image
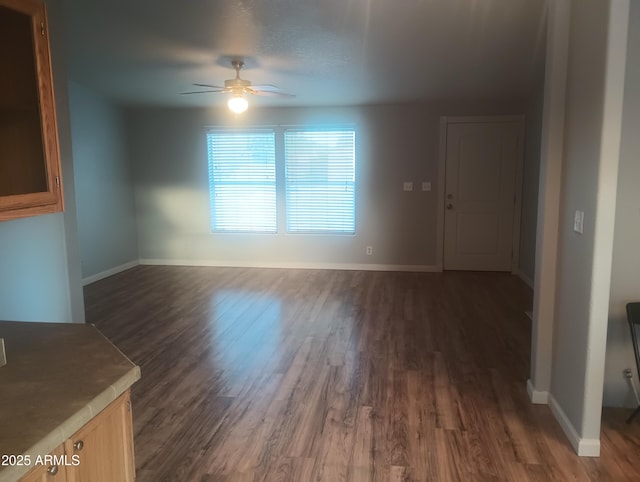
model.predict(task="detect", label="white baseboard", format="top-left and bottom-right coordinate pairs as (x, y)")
top-left (527, 379), bottom-right (549, 404)
top-left (82, 260), bottom-right (139, 286)
top-left (549, 394), bottom-right (600, 457)
top-left (138, 258), bottom-right (442, 273)
top-left (516, 269), bottom-right (534, 289)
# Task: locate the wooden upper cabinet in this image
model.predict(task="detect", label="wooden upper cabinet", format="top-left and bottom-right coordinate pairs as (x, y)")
top-left (0, 0), bottom-right (63, 222)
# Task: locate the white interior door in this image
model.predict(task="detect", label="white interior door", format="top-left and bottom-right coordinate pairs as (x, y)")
top-left (443, 120), bottom-right (522, 271)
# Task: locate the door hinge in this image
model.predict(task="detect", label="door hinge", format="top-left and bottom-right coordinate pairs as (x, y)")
top-left (40, 22), bottom-right (45, 37)
top-left (55, 176), bottom-right (60, 187)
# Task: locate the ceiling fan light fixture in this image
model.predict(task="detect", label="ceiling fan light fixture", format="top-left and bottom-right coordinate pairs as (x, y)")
top-left (182, 59), bottom-right (294, 105)
top-left (227, 95), bottom-right (248, 114)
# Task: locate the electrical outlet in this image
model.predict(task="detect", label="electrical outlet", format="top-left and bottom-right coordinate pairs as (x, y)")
top-left (422, 181), bottom-right (431, 192)
top-left (366, 246), bottom-right (373, 255)
top-left (403, 182), bottom-right (413, 192)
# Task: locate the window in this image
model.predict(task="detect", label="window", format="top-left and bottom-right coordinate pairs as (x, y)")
top-left (206, 127), bottom-right (357, 235)
top-left (207, 130), bottom-right (276, 233)
top-left (284, 129), bottom-right (356, 234)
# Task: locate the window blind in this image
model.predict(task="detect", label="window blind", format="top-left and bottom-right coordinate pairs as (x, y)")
top-left (284, 129), bottom-right (356, 234)
top-left (207, 130), bottom-right (276, 233)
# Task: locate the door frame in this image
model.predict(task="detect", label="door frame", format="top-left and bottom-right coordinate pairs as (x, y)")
top-left (436, 115), bottom-right (525, 272)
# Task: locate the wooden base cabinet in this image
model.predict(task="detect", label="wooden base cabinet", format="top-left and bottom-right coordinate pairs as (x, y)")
top-left (65, 391), bottom-right (135, 482)
top-left (20, 391), bottom-right (135, 482)
top-left (19, 445), bottom-right (67, 482)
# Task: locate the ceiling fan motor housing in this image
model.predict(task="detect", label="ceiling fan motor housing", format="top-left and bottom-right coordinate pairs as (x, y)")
top-left (225, 78), bottom-right (251, 89)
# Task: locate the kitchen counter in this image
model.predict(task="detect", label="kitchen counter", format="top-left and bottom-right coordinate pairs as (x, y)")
top-left (0, 321), bottom-right (140, 482)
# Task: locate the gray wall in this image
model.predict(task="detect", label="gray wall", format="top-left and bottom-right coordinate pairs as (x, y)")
top-left (605, 0), bottom-right (640, 408)
top-left (550, 0), bottom-right (627, 441)
top-left (518, 82), bottom-right (544, 285)
top-left (127, 100), bottom-right (525, 268)
top-left (0, 214), bottom-right (71, 321)
top-left (0, 0), bottom-right (84, 323)
top-left (69, 82), bottom-right (138, 280)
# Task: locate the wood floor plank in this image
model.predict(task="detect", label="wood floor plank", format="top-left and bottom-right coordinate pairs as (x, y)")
top-left (84, 266), bottom-right (640, 481)
top-left (349, 405), bottom-right (374, 481)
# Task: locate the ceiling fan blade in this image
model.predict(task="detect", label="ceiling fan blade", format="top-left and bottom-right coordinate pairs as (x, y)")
top-left (249, 84), bottom-right (284, 92)
top-left (181, 90), bottom-right (226, 95)
top-left (193, 83), bottom-right (226, 89)
top-left (248, 88), bottom-right (296, 98)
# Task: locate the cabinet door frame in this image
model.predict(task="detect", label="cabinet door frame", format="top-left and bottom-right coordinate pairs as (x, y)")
top-left (0, 0), bottom-right (64, 221)
top-left (19, 444), bottom-right (67, 482)
top-left (64, 391), bottom-right (136, 482)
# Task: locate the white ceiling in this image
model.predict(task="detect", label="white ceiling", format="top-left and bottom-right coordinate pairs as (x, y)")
top-left (62, 0), bottom-right (547, 108)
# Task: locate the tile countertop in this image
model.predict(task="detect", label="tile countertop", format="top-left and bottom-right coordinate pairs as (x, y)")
top-left (0, 321), bottom-right (141, 482)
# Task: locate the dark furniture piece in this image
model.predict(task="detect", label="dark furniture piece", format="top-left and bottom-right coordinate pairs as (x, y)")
top-left (627, 302), bottom-right (640, 423)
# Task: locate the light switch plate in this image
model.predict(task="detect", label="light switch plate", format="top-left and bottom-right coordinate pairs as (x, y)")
top-left (574, 210), bottom-right (584, 234)
top-left (422, 181), bottom-right (431, 192)
top-left (403, 182), bottom-right (413, 191)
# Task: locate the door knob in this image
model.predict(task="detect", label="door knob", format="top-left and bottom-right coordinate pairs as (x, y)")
top-left (446, 203), bottom-right (454, 210)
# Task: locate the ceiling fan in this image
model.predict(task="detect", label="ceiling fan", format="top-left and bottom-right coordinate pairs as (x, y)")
top-left (182, 59), bottom-right (295, 113)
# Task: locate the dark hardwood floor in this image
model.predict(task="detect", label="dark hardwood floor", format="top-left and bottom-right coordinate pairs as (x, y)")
top-left (84, 266), bottom-right (640, 481)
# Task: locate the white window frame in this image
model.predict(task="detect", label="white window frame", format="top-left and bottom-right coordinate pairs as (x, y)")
top-left (284, 128), bottom-right (356, 235)
top-left (206, 129), bottom-right (277, 234)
